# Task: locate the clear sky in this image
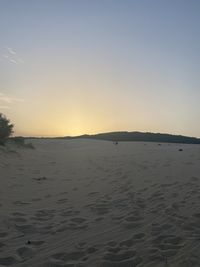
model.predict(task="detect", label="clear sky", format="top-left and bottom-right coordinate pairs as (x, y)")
top-left (0, 0), bottom-right (200, 137)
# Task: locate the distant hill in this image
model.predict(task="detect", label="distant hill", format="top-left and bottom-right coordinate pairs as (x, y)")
top-left (62, 131), bottom-right (200, 144)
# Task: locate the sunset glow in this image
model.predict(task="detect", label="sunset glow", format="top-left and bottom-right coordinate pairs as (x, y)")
top-left (0, 0), bottom-right (200, 137)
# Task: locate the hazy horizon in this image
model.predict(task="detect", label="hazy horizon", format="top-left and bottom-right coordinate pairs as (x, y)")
top-left (14, 130), bottom-right (200, 139)
top-left (1, 0), bottom-right (200, 137)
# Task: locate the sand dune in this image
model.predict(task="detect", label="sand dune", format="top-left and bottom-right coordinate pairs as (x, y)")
top-left (0, 139), bottom-right (200, 266)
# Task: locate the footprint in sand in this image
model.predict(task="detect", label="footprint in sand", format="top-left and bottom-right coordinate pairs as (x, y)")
top-left (10, 212), bottom-right (27, 224)
top-left (44, 194), bottom-right (52, 198)
top-left (34, 209), bottom-right (55, 221)
top-left (86, 246), bottom-right (98, 254)
top-left (151, 234), bottom-right (184, 259)
top-left (61, 208), bottom-right (80, 217)
top-left (16, 246), bottom-right (35, 260)
top-left (70, 217), bottom-right (86, 224)
top-left (33, 176), bottom-right (47, 182)
top-left (146, 247), bottom-right (164, 265)
top-left (122, 214), bottom-right (144, 229)
top-left (0, 232), bottom-right (8, 238)
top-left (151, 223), bottom-right (174, 236)
top-left (119, 233), bottom-right (145, 248)
top-left (148, 191), bottom-right (165, 203)
top-left (89, 202), bottom-right (110, 216)
top-left (60, 191), bottom-right (68, 195)
top-left (67, 217), bottom-right (88, 230)
top-left (48, 250), bottom-right (86, 266)
top-left (102, 244), bottom-right (142, 267)
top-left (181, 213), bottom-right (200, 236)
top-left (56, 198), bottom-right (68, 204)
top-left (0, 242), bottom-right (6, 249)
top-left (26, 240), bottom-right (45, 246)
top-left (0, 256), bottom-right (18, 266)
top-left (87, 191), bottom-right (99, 197)
top-left (15, 224), bottom-right (37, 235)
top-left (32, 198), bottom-right (42, 202)
top-left (13, 200), bottom-right (30, 206)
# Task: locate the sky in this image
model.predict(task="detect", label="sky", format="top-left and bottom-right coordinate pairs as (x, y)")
top-left (0, 0), bottom-right (200, 137)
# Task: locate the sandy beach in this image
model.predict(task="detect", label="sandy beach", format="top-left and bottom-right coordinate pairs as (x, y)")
top-left (0, 139), bottom-right (200, 267)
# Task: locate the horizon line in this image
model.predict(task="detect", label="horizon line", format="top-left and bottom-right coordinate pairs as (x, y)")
top-left (13, 130), bottom-right (200, 139)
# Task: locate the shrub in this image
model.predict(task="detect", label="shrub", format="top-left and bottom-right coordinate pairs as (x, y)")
top-left (0, 113), bottom-right (14, 145)
top-left (13, 136), bottom-right (25, 146)
top-left (13, 137), bottom-right (34, 149)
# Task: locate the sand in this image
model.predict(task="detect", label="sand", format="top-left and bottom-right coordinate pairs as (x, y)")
top-left (0, 139), bottom-right (200, 267)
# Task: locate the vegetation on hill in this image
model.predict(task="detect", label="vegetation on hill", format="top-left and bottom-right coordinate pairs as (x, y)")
top-left (62, 131), bottom-right (200, 144)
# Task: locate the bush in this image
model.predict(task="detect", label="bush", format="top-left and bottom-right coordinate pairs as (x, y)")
top-left (12, 137), bottom-right (34, 149)
top-left (13, 136), bottom-right (25, 146)
top-left (0, 113), bottom-right (14, 145)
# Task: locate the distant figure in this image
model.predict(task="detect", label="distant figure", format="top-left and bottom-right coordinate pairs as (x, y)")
top-left (115, 141), bottom-right (118, 145)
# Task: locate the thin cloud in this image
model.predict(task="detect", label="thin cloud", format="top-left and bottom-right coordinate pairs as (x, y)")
top-left (9, 59), bottom-right (18, 64)
top-left (0, 105), bottom-right (11, 110)
top-left (7, 47), bottom-right (16, 55)
top-left (2, 47), bottom-right (24, 64)
top-left (0, 92), bottom-right (24, 104)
